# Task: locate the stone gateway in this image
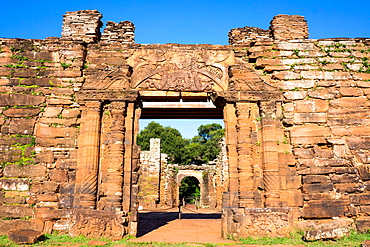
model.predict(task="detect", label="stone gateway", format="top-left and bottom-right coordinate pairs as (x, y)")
top-left (0, 10), bottom-right (370, 240)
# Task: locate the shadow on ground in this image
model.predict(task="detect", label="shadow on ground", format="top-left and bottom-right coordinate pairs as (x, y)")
top-left (137, 209), bottom-right (221, 237)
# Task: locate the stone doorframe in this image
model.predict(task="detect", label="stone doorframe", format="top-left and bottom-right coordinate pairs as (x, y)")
top-left (176, 171), bottom-right (203, 207)
top-left (71, 46), bottom-right (288, 239)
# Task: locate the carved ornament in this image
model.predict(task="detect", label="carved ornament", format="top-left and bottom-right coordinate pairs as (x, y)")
top-left (127, 49), bottom-right (233, 91)
top-left (77, 90), bottom-right (138, 102)
top-left (70, 210), bottom-right (128, 240)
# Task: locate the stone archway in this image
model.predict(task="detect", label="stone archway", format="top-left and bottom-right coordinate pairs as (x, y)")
top-left (177, 171), bottom-right (203, 207)
top-left (73, 44), bottom-right (287, 239)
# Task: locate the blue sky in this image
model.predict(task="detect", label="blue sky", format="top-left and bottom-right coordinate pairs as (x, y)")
top-left (1, 0), bottom-right (369, 44)
top-left (1, 0), bottom-right (369, 137)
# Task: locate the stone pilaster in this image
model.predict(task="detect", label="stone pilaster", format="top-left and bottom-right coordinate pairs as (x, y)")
top-left (236, 102), bottom-right (260, 207)
top-left (75, 101), bottom-right (102, 209)
top-left (104, 102), bottom-right (126, 211)
top-left (260, 101), bottom-right (281, 207)
top-left (122, 103), bottom-right (135, 212)
top-left (223, 103), bottom-right (239, 208)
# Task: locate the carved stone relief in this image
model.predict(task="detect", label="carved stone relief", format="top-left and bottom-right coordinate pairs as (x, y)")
top-left (69, 210), bottom-right (128, 240)
top-left (127, 49), bottom-right (234, 91)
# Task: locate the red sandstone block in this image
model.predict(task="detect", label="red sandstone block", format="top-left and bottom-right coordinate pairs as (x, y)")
top-left (9, 118), bottom-right (35, 135)
top-left (301, 71), bottom-right (352, 80)
top-left (330, 126), bottom-right (351, 136)
top-left (335, 183), bottom-right (362, 193)
top-left (303, 175), bottom-right (330, 184)
top-left (42, 107), bottom-right (63, 117)
top-left (308, 88), bottom-right (337, 99)
top-left (313, 146), bottom-right (334, 158)
top-left (276, 42), bottom-right (316, 51)
top-left (256, 58), bottom-right (282, 66)
top-left (34, 207), bottom-right (68, 220)
top-left (339, 87), bottom-right (363, 96)
top-left (0, 205), bottom-right (34, 218)
top-left (330, 174), bottom-right (359, 184)
top-left (302, 200), bottom-right (348, 218)
top-left (36, 138), bottom-right (76, 148)
top-left (264, 65), bottom-right (290, 72)
top-left (2, 107), bottom-right (41, 117)
top-left (330, 96), bottom-right (370, 107)
top-left (281, 190), bottom-right (303, 207)
top-left (61, 108), bottom-right (80, 118)
top-left (297, 167), bottom-right (335, 175)
top-left (272, 71), bottom-right (300, 80)
top-left (33, 87), bottom-right (74, 95)
top-left (322, 63), bottom-right (345, 70)
top-left (50, 169), bottom-right (68, 182)
top-left (294, 148), bottom-right (314, 159)
top-left (290, 125), bottom-right (331, 137)
top-left (0, 219), bottom-right (44, 235)
top-left (36, 194), bottom-right (58, 202)
top-left (346, 137), bottom-right (370, 150)
top-left (302, 183), bottom-right (333, 193)
top-left (295, 99), bottom-right (329, 113)
top-left (277, 80), bottom-right (315, 90)
top-left (327, 108), bottom-right (370, 119)
top-left (0, 94), bottom-right (45, 106)
top-left (291, 136), bottom-right (327, 145)
top-left (36, 126), bottom-right (76, 138)
top-left (293, 113), bottom-right (327, 123)
top-left (354, 73), bottom-right (370, 81)
top-left (38, 118), bottom-right (77, 127)
top-left (348, 126), bottom-right (370, 136)
top-left (30, 181), bottom-right (58, 194)
top-left (284, 91), bottom-right (307, 100)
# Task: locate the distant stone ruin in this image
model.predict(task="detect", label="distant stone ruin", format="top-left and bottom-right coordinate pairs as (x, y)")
top-left (0, 9), bottom-right (370, 241)
top-left (138, 138), bottom-right (228, 209)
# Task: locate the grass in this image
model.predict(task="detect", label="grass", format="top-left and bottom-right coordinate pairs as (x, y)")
top-left (0, 231), bottom-right (370, 246)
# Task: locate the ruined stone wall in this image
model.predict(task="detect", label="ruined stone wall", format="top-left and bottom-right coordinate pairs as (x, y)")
top-left (229, 14), bottom-right (308, 45)
top-left (138, 138), bottom-right (163, 209)
top-left (0, 38), bottom-right (85, 234)
top-left (224, 37), bottom-right (370, 238)
top-left (1, 9), bottom-right (370, 240)
top-left (138, 138), bottom-right (228, 209)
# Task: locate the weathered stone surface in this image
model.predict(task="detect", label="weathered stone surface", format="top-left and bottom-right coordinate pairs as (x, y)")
top-left (302, 200), bottom-right (348, 218)
top-left (0, 205), bottom-right (34, 218)
top-left (2, 107), bottom-right (41, 117)
top-left (0, 219), bottom-right (44, 235)
top-left (42, 107), bottom-right (63, 117)
top-left (9, 118), bottom-right (35, 135)
top-left (8, 229), bottom-right (42, 244)
top-left (0, 94), bottom-right (45, 106)
top-left (304, 228), bottom-right (350, 241)
top-left (3, 164), bottom-right (47, 178)
top-left (295, 99), bottom-right (329, 113)
top-left (0, 178), bottom-right (29, 191)
top-left (36, 125), bottom-right (76, 138)
top-left (293, 113), bottom-right (327, 123)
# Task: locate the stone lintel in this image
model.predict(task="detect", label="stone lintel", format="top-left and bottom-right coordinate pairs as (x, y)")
top-left (213, 91), bottom-right (283, 102)
top-left (77, 90), bottom-right (139, 103)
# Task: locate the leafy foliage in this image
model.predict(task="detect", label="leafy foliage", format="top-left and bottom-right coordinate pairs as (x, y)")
top-left (179, 176), bottom-right (200, 204)
top-left (136, 122), bottom-right (224, 165)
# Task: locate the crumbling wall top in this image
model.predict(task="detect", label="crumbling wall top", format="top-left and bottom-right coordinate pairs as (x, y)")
top-left (61, 10), bottom-right (103, 43)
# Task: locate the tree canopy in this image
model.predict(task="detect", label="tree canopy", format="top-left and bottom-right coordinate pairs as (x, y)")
top-left (136, 121), bottom-right (224, 165)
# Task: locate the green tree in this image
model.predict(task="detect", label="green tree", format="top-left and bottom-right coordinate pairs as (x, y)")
top-left (137, 121), bottom-right (224, 165)
top-left (189, 123), bottom-right (225, 164)
top-left (136, 121), bottom-right (189, 164)
top-left (179, 176), bottom-right (200, 204)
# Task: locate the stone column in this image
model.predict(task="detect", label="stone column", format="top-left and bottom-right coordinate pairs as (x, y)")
top-left (122, 102), bottom-right (135, 212)
top-left (105, 101), bottom-right (126, 211)
top-left (260, 101), bottom-right (280, 207)
top-left (223, 103), bottom-right (239, 208)
top-left (75, 101), bottom-right (102, 209)
top-left (236, 102), bottom-right (259, 208)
